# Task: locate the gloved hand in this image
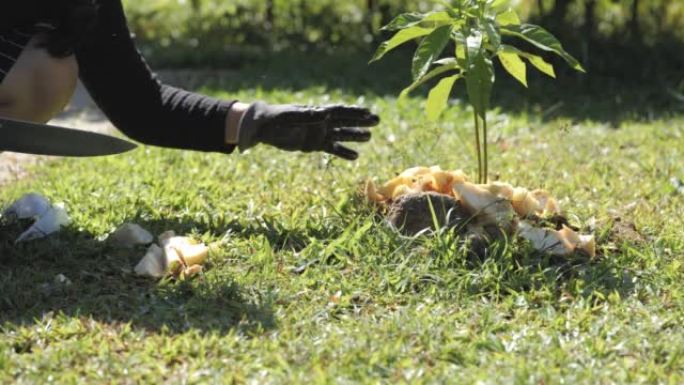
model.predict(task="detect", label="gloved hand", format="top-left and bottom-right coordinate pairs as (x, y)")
top-left (238, 101), bottom-right (380, 160)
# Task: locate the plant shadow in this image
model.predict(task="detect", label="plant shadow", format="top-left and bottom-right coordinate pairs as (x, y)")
top-left (0, 219), bottom-right (276, 335)
top-left (411, 222), bottom-right (639, 302)
top-left (499, 247), bottom-right (635, 301)
top-left (1, 208), bottom-right (643, 332)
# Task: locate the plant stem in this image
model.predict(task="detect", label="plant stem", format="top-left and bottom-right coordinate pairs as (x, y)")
top-left (473, 112), bottom-right (482, 184)
top-left (482, 111), bottom-right (488, 184)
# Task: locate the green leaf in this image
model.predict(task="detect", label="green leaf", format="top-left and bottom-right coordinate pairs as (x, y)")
top-left (501, 24), bottom-right (585, 72)
top-left (433, 57), bottom-right (458, 66)
top-left (488, 0), bottom-right (510, 12)
top-left (400, 62), bottom-right (461, 98)
top-left (370, 27), bottom-right (433, 63)
top-left (437, 1), bottom-right (460, 18)
top-left (465, 51), bottom-right (495, 118)
top-left (456, 46), bottom-right (468, 68)
top-left (496, 9), bottom-right (520, 26)
top-left (527, 55), bottom-right (556, 78)
top-left (498, 51), bottom-right (527, 87)
top-left (412, 25), bottom-right (453, 81)
top-left (465, 31), bottom-right (484, 65)
top-left (453, 31), bottom-right (468, 68)
top-left (500, 44), bottom-right (556, 78)
top-left (427, 75), bottom-right (461, 121)
top-left (484, 19), bottom-right (501, 50)
top-left (381, 13), bottom-right (428, 31)
top-left (421, 11), bottom-right (454, 27)
top-left (381, 11), bottom-right (452, 31)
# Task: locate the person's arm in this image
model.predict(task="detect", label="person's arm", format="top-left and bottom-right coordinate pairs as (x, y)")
top-left (75, 0), bottom-right (238, 153)
top-left (76, 0), bottom-right (380, 158)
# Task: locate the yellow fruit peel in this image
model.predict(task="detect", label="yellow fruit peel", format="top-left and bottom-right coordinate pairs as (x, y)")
top-left (134, 229), bottom-right (212, 279)
top-left (365, 166), bottom-right (596, 258)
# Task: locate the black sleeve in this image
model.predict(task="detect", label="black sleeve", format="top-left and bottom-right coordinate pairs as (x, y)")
top-left (0, 2), bottom-right (36, 31)
top-left (75, 0), bottom-right (237, 154)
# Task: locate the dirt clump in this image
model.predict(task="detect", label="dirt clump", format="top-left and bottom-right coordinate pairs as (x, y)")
top-left (388, 192), bottom-right (469, 236)
top-left (609, 218), bottom-right (645, 244)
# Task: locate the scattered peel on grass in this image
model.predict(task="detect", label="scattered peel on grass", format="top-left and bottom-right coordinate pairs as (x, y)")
top-left (134, 244), bottom-right (166, 278)
top-left (519, 222), bottom-right (596, 258)
top-left (110, 223), bottom-right (154, 247)
top-left (452, 182), bottom-right (517, 232)
top-left (133, 229), bottom-right (209, 279)
top-left (2, 193), bottom-right (51, 219)
top-left (365, 166), bottom-right (595, 258)
top-left (2, 193), bottom-right (72, 243)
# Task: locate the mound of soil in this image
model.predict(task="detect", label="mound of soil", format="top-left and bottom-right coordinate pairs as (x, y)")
top-left (387, 192), bottom-right (470, 236)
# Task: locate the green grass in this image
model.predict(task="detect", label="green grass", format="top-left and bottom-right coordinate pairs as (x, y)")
top-left (1, 64), bottom-right (684, 383)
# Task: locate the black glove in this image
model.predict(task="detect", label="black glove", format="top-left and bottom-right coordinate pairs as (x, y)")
top-left (238, 101), bottom-right (380, 160)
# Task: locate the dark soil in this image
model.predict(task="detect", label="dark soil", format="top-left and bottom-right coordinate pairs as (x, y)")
top-left (609, 218), bottom-right (645, 244)
top-left (387, 192), bottom-right (470, 236)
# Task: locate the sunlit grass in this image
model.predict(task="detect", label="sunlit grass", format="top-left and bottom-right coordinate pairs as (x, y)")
top-left (1, 79), bottom-right (683, 383)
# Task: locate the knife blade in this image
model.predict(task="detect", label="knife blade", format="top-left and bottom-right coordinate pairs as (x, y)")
top-left (0, 118), bottom-right (137, 157)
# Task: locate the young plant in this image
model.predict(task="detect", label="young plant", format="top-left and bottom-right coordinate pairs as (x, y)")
top-left (370, 0), bottom-right (584, 183)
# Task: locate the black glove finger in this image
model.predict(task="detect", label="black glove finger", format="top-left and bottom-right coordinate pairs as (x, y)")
top-left (272, 104), bottom-right (379, 127)
top-left (276, 108), bottom-right (329, 125)
top-left (324, 105), bottom-right (381, 126)
top-left (326, 142), bottom-right (359, 161)
top-left (330, 127), bottom-right (372, 143)
top-left (328, 117), bottom-right (380, 128)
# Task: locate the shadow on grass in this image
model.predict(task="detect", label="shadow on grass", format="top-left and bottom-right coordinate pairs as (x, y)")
top-left (1, 210), bottom-right (640, 332)
top-left (410, 226), bottom-right (638, 302)
top-left (0, 221), bottom-right (276, 335)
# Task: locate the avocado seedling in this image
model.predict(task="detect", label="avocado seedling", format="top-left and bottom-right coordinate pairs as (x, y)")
top-left (370, 0), bottom-right (585, 183)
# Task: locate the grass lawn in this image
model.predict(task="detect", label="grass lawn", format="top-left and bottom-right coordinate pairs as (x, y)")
top-left (1, 56), bottom-right (684, 383)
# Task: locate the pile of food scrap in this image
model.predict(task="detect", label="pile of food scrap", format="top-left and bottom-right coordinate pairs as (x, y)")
top-left (1, 194), bottom-right (213, 280)
top-left (110, 224), bottom-right (210, 279)
top-left (365, 166), bottom-right (595, 258)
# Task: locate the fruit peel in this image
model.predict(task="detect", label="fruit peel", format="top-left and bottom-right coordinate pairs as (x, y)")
top-left (365, 166), bottom-right (597, 259)
top-left (110, 223), bottom-right (154, 247)
top-left (132, 228), bottom-right (212, 279)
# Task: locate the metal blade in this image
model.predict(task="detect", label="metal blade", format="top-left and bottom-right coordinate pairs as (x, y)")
top-left (0, 118), bottom-right (137, 157)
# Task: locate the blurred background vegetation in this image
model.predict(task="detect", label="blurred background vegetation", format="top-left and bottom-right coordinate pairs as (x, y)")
top-left (122, 0), bottom-right (684, 120)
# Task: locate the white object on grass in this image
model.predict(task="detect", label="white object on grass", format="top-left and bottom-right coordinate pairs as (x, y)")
top-left (160, 234), bottom-right (209, 266)
top-left (15, 203), bottom-right (71, 243)
top-left (3, 193), bottom-right (51, 219)
top-left (110, 223), bottom-right (154, 247)
top-left (178, 243), bottom-right (209, 266)
top-left (54, 273), bottom-right (72, 286)
top-left (518, 221), bottom-right (574, 256)
top-left (134, 244), bottom-right (166, 278)
top-left (518, 221), bottom-right (596, 258)
top-left (134, 231), bottom-right (210, 279)
top-left (453, 182), bottom-right (517, 230)
top-left (162, 245), bottom-right (185, 275)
